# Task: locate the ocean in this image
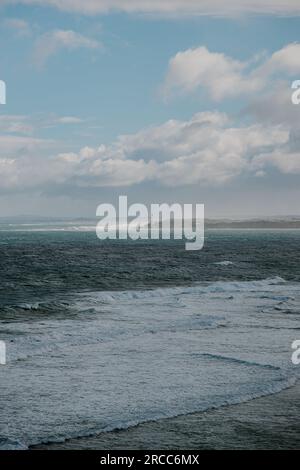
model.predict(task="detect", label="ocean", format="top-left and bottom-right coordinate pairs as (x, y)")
top-left (0, 228), bottom-right (299, 449)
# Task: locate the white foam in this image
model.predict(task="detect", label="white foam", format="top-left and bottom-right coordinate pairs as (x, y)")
top-left (0, 277), bottom-right (299, 448)
top-left (214, 260), bottom-right (234, 266)
top-left (0, 438), bottom-right (28, 450)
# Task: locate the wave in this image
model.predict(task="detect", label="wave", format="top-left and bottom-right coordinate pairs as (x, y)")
top-left (0, 438), bottom-right (27, 451)
top-left (74, 276), bottom-right (286, 304)
top-left (0, 276), bottom-right (287, 316)
top-left (2, 375), bottom-right (297, 450)
top-left (1, 275), bottom-right (299, 449)
top-left (25, 375), bottom-right (299, 449)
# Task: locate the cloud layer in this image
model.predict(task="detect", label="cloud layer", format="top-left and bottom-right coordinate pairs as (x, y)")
top-left (2, 0), bottom-right (300, 16)
top-left (0, 111), bottom-right (295, 192)
top-left (0, 114), bottom-right (84, 135)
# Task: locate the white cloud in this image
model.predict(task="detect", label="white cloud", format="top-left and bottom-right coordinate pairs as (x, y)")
top-left (244, 82), bottom-right (300, 127)
top-left (33, 29), bottom-right (102, 66)
top-left (162, 43), bottom-right (300, 101)
top-left (261, 43), bottom-right (300, 75)
top-left (0, 111), bottom-right (292, 191)
top-left (162, 47), bottom-right (263, 101)
top-left (252, 151), bottom-right (300, 174)
top-left (0, 135), bottom-right (51, 156)
top-left (2, 0), bottom-right (300, 16)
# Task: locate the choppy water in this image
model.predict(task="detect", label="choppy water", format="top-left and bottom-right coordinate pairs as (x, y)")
top-left (0, 229), bottom-right (299, 449)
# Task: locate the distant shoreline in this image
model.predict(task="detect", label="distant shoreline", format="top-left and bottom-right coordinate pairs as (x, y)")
top-left (2, 215), bottom-right (300, 231)
top-left (1, 224), bottom-right (300, 232)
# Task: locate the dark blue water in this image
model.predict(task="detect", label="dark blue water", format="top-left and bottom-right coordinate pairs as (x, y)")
top-left (0, 230), bottom-right (299, 313)
top-left (0, 228), bottom-right (299, 449)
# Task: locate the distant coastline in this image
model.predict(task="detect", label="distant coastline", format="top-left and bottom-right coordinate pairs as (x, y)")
top-left (206, 219), bottom-right (300, 229)
top-left (1, 215), bottom-right (300, 230)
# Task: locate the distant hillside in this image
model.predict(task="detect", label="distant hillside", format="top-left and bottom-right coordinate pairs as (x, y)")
top-left (149, 217), bottom-right (300, 229)
top-left (206, 218), bottom-right (300, 229)
top-left (1, 215), bottom-right (300, 230)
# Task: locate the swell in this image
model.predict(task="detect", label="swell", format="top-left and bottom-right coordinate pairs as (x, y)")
top-left (0, 276), bottom-right (287, 314)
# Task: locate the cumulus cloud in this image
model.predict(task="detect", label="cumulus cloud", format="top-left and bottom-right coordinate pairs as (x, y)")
top-left (33, 29), bottom-right (102, 66)
top-left (261, 43), bottom-right (300, 75)
top-left (1, 0), bottom-right (300, 16)
top-left (162, 47), bottom-right (263, 101)
top-left (252, 151), bottom-right (300, 174)
top-left (0, 135), bottom-right (51, 157)
top-left (244, 83), bottom-right (300, 127)
top-left (162, 43), bottom-right (300, 101)
top-left (0, 111), bottom-right (293, 192)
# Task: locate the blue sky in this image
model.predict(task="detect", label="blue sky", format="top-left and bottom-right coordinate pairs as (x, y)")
top-left (1, 1), bottom-right (300, 217)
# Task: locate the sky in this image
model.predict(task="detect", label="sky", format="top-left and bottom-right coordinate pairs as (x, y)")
top-left (0, 0), bottom-right (300, 218)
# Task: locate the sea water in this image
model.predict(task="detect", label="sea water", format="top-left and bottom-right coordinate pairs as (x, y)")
top-left (0, 229), bottom-right (299, 449)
